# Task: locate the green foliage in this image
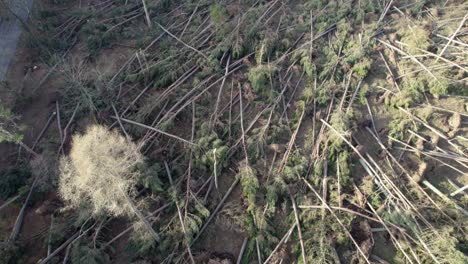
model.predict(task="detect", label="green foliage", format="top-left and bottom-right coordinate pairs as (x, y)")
top-left (13, 1), bottom-right (467, 263)
top-left (360, 175), bottom-right (384, 209)
top-left (245, 132), bottom-right (266, 162)
top-left (388, 112), bottom-right (420, 140)
top-left (352, 58), bottom-right (372, 79)
top-left (246, 113), bottom-right (289, 162)
top-left (182, 200), bottom-right (210, 243)
top-left (298, 197), bottom-right (354, 263)
top-left (265, 184), bottom-right (279, 215)
top-left (241, 238), bottom-right (256, 263)
top-left (80, 19), bottom-right (114, 54)
top-left (255, 208), bottom-right (279, 257)
top-left (386, 78), bottom-right (425, 107)
top-left (193, 123), bottom-right (228, 177)
top-left (428, 79), bottom-right (448, 98)
top-left (127, 222), bottom-right (159, 259)
top-left (0, 105), bottom-right (23, 144)
top-left (392, 224), bottom-right (467, 263)
top-left (414, 227), bottom-right (468, 263)
top-left (0, 166), bottom-right (30, 199)
top-left (71, 242), bottom-right (110, 264)
top-left (247, 65), bottom-right (277, 101)
top-left (299, 240), bottom-right (340, 264)
top-left (409, 0), bottom-right (429, 15)
top-left (291, 100), bottom-right (305, 130)
top-left (337, 150), bottom-right (351, 186)
top-left (317, 48), bottom-right (340, 81)
top-left (293, 48), bottom-right (315, 77)
top-left (0, 243), bottom-right (21, 264)
top-left (328, 109), bottom-right (353, 151)
top-left (238, 164), bottom-right (259, 214)
top-left (315, 83), bottom-right (333, 106)
top-left (184, 211), bottom-right (205, 243)
top-left (59, 58), bottom-right (110, 116)
top-left (282, 150), bottom-right (308, 181)
top-left (232, 37), bottom-right (245, 59)
top-left (209, 4), bottom-right (228, 25)
top-left (255, 35), bottom-right (279, 65)
top-left (137, 162), bottom-right (163, 193)
top-left (301, 80), bottom-right (315, 104)
top-left (128, 198), bottom-right (209, 260)
top-left (312, 159), bottom-right (324, 184)
top-left (448, 83), bottom-right (468, 96)
top-left (357, 83), bottom-right (369, 105)
top-left (127, 55), bottom-right (181, 87)
top-left (400, 25), bottom-right (431, 54)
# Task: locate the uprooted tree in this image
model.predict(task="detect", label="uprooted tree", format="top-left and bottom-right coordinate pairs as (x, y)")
top-left (58, 124), bottom-right (160, 241)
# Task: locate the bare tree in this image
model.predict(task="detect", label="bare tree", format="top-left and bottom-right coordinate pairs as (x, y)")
top-left (59, 125), bottom-right (160, 241)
